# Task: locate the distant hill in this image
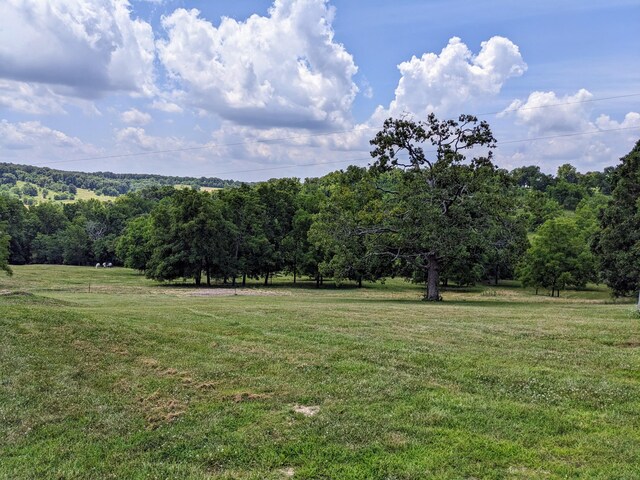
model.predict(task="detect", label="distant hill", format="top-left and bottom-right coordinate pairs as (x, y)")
top-left (0, 162), bottom-right (244, 205)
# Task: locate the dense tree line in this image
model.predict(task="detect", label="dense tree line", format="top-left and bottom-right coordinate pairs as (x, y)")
top-left (1, 118), bottom-right (638, 301)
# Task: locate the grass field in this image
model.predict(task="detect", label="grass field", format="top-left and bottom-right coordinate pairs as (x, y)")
top-left (1, 266), bottom-right (639, 479)
top-left (10, 181), bottom-right (117, 205)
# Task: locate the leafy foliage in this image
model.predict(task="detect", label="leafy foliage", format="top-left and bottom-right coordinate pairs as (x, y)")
top-left (518, 217), bottom-right (595, 296)
top-left (0, 131), bottom-right (634, 297)
top-left (0, 162), bottom-right (243, 203)
top-left (0, 224), bottom-right (11, 276)
top-left (368, 113), bottom-right (509, 300)
top-left (593, 140), bottom-right (640, 297)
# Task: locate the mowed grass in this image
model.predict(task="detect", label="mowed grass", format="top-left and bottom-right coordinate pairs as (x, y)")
top-left (1, 266), bottom-right (639, 479)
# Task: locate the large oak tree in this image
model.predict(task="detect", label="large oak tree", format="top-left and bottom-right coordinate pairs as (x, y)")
top-left (369, 113), bottom-right (508, 301)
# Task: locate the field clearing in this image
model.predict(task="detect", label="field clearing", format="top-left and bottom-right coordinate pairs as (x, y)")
top-left (1, 266), bottom-right (639, 479)
top-left (71, 188), bottom-right (117, 203)
top-left (9, 182), bottom-right (117, 205)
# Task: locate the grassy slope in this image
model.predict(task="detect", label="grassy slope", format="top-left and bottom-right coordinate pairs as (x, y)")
top-left (12, 181), bottom-right (117, 205)
top-left (72, 188), bottom-right (117, 203)
top-left (1, 266), bottom-right (639, 479)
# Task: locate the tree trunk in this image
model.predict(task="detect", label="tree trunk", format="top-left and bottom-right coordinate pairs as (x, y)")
top-left (195, 271), bottom-right (201, 286)
top-left (264, 272), bottom-right (269, 286)
top-left (637, 290), bottom-right (640, 311)
top-left (206, 265), bottom-right (211, 287)
top-left (316, 273), bottom-right (320, 288)
top-left (358, 276), bottom-right (363, 288)
top-left (293, 269), bottom-right (297, 284)
top-left (232, 276), bottom-right (236, 287)
top-left (494, 265), bottom-right (499, 286)
top-left (242, 273), bottom-right (246, 287)
top-left (424, 255), bottom-right (441, 301)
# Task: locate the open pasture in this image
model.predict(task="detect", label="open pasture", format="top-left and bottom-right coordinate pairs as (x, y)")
top-left (1, 266), bottom-right (639, 479)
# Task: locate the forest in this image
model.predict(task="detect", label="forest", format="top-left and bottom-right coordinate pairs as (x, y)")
top-left (1, 115), bottom-right (639, 301)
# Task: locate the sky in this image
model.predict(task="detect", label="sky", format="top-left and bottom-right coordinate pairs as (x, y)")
top-left (0, 0), bottom-right (639, 182)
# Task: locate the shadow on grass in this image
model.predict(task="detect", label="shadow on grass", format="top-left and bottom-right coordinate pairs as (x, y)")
top-left (154, 279), bottom-right (372, 291)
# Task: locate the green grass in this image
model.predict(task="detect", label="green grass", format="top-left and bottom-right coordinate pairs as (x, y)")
top-left (71, 188), bottom-right (117, 203)
top-left (1, 266), bottom-right (639, 479)
top-left (10, 181), bottom-right (117, 205)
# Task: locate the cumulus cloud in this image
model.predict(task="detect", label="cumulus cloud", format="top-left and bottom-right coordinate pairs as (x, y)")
top-left (115, 127), bottom-right (162, 150)
top-left (114, 126), bottom-right (197, 155)
top-left (121, 108), bottom-right (152, 125)
top-left (495, 94), bottom-right (640, 173)
top-left (156, 0), bottom-right (359, 129)
top-left (373, 36), bottom-right (526, 121)
top-left (0, 119), bottom-right (99, 170)
top-left (0, 0), bottom-right (156, 98)
top-left (501, 89), bottom-right (594, 134)
top-left (496, 87), bottom-right (640, 171)
top-left (595, 111), bottom-right (640, 130)
top-left (150, 99), bottom-right (184, 113)
top-left (0, 80), bottom-right (67, 115)
top-left (0, 120), bottom-right (84, 150)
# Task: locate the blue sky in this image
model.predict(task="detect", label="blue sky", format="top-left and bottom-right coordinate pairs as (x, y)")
top-left (0, 0), bottom-right (638, 181)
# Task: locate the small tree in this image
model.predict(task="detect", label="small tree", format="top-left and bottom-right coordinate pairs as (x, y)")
top-left (518, 217), bottom-right (595, 296)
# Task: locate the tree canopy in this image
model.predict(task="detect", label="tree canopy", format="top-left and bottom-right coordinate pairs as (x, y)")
top-left (368, 113), bottom-right (511, 300)
top-left (593, 140), bottom-right (640, 299)
top-left (1, 127), bottom-right (636, 301)
top-left (518, 217), bottom-right (595, 296)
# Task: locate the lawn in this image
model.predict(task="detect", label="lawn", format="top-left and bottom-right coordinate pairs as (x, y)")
top-left (1, 266), bottom-right (639, 479)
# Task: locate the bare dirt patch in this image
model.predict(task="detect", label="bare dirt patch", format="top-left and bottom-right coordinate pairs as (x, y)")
top-left (195, 381), bottom-right (218, 390)
top-left (293, 405), bottom-right (320, 417)
top-left (139, 391), bottom-right (187, 428)
top-left (138, 357), bottom-right (194, 385)
top-left (167, 288), bottom-right (290, 298)
top-left (279, 467), bottom-right (295, 477)
top-left (139, 357), bottom-right (160, 368)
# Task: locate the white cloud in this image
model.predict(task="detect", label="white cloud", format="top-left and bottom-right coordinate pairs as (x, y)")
top-left (374, 36), bottom-right (526, 121)
top-left (501, 89), bottom-right (594, 134)
top-left (186, 36), bottom-right (529, 179)
top-left (121, 108), bottom-right (152, 125)
top-left (496, 87), bottom-right (640, 172)
top-left (0, 119), bottom-right (99, 169)
top-left (360, 77), bottom-right (373, 99)
top-left (0, 80), bottom-right (67, 115)
top-left (115, 127), bottom-right (163, 150)
top-left (150, 99), bottom-right (184, 113)
top-left (0, 120), bottom-right (83, 150)
top-left (595, 111), bottom-right (640, 130)
top-left (114, 127), bottom-right (200, 158)
top-left (156, 0), bottom-right (359, 129)
top-left (0, 0), bottom-right (156, 99)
